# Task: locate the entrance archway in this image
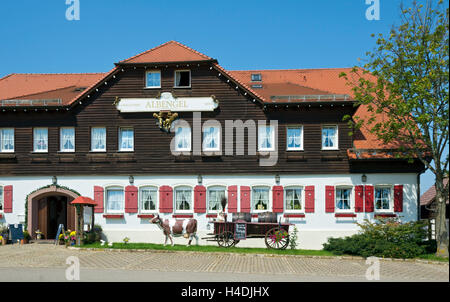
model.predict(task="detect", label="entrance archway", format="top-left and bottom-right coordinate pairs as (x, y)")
top-left (27, 186), bottom-right (80, 240)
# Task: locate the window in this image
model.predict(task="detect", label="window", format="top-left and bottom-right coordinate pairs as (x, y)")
top-left (119, 128), bottom-right (134, 151)
top-left (139, 186), bottom-right (158, 212)
top-left (375, 186), bottom-right (392, 211)
top-left (252, 187), bottom-right (270, 211)
top-left (322, 125), bottom-right (338, 150)
top-left (258, 125), bottom-right (275, 151)
top-left (251, 84), bottom-right (263, 89)
top-left (175, 186), bottom-right (192, 212)
top-left (106, 187), bottom-right (124, 213)
top-left (174, 70), bottom-right (191, 88)
top-left (0, 128), bottom-right (14, 152)
top-left (33, 128), bottom-right (48, 152)
top-left (60, 127), bottom-right (75, 152)
top-left (145, 71), bottom-right (161, 88)
top-left (174, 126), bottom-right (191, 151)
top-left (207, 186), bottom-right (226, 212)
top-left (286, 126), bottom-right (303, 150)
top-left (285, 187), bottom-right (303, 211)
top-left (336, 187), bottom-right (352, 211)
top-left (91, 127), bottom-right (106, 152)
top-left (0, 186), bottom-right (3, 212)
top-left (251, 74), bottom-right (262, 81)
top-left (203, 126), bottom-right (220, 151)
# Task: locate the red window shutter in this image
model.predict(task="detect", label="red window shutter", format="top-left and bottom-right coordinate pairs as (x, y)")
top-left (325, 186), bottom-right (335, 213)
top-left (159, 186), bottom-right (173, 213)
top-left (93, 186), bottom-right (104, 213)
top-left (355, 185), bottom-right (364, 212)
top-left (394, 185), bottom-right (403, 212)
top-left (240, 186), bottom-right (251, 213)
top-left (365, 185), bottom-right (374, 212)
top-left (194, 185), bottom-right (206, 213)
top-left (125, 185), bottom-right (138, 213)
top-left (3, 185), bottom-right (13, 213)
top-left (272, 185), bottom-right (284, 213)
top-left (305, 186), bottom-right (315, 213)
top-left (227, 185), bottom-right (238, 213)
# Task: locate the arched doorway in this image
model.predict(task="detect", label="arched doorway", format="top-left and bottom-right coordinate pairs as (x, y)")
top-left (27, 186), bottom-right (79, 240)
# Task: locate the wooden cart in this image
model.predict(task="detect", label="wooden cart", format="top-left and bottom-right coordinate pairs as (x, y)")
top-left (203, 220), bottom-right (292, 250)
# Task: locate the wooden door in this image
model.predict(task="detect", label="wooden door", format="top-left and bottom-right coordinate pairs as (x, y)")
top-left (37, 198), bottom-right (48, 239)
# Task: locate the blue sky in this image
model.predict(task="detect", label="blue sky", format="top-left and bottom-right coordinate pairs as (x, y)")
top-left (0, 0), bottom-right (444, 193)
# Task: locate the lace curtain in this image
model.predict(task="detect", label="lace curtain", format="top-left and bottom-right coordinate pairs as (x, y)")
top-left (336, 188), bottom-right (351, 210)
top-left (176, 127), bottom-right (191, 150)
top-left (106, 189), bottom-right (124, 212)
top-left (322, 127), bottom-right (337, 148)
top-left (0, 128), bottom-right (14, 151)
top-left (120, 128), bottom-right (134, 150)
top-left (34, 128), bottom-right (48, 151)
top-left (203, 127), bottom-right (219, 150)
top-left (287, 128), bottom-right (302, 149)
top-left (208, 189), bottom-right (225, 211)
top-left (176, 188), bottom-right (192, 210)
top-left (140, 188), bottom-right (157, 211)
top-left (252, 188), bottom-right (269, 210)
top-left (259, 126), bottom-right (273, 150)
top-left (61, 128), bottom-right (74, 151)
top-left (92, 128), bottom-right (106, 151)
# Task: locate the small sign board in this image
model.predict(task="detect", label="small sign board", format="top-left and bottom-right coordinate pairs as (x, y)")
top-left (234, 222), bottom-right (247, 240)
top-left (55, 224), bottom-right (65, 245)
top-left (8, 224), bottom-right (24, 243)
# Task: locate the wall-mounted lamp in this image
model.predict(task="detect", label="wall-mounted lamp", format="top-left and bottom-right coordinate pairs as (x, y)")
top-left (52, 176), bottom-right (57, 185)
top-left (275, 174), bottom-right (280, 185)
top-left (129, 175), bottom-right (134, 185)
top-left (361, 174), bottom-right (367, 183)
top-left (198, 174), bottom-right (203, 185)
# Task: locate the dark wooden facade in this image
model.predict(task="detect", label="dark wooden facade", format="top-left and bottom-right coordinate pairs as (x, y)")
top-left (0, 63), bottom-right (424, 176)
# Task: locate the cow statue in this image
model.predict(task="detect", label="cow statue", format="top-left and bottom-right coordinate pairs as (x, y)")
top-left (150, 214), bottom-right (199, 247)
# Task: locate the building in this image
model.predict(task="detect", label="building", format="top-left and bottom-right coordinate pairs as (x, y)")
top-left (420, 178), bottom-right (449, 239)
top-left (0, 41), bottom-right (425, 249)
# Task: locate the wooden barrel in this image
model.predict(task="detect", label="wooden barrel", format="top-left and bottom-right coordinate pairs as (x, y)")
top-left (232, 212), bottom-right (252, 222)
top-left (258, 212), bottom-right (277, 223)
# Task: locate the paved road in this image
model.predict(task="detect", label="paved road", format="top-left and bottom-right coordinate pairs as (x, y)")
top-left (0, 244), bottom-right (448, 282)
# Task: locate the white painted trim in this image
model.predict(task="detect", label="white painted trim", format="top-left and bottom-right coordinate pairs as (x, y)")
top-left (335, 185), bottom-right (355, 213)
top-left (0, 128), bottom-right (15, 153)
top-left (374, 184), bottom-right (395, 213)
top-left (284, 185), bottom-right (305, 213)
top-left (59, 127), bottom-right (75, 152)
top-left (250, 185), bottom-right (272, 213)
top-left (118, 127), bottom-right (134, 152)
top-left (173, 185), bottom-right (194, 213)
top-left (33, 127), bottom-right (48, 153)
top-left (104, 185), bottom-right (125, 214)
top-left (286, 125), bottom-right (304, 151)
top-left (90, 127), bottom-right (107, 152)
top-left (206, 185), bottom-right (227, 213)
top-left (321, 124), bottom-right (339, 150)
top-left (138, 185), bottom-right (159, 213)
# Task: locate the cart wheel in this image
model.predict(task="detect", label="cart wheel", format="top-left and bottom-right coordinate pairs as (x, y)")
top-left (265, 227), bottom-right (290, 250)
top-left (217, 231), bottom-right (235, 248)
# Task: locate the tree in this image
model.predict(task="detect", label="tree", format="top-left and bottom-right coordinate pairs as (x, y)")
top-left (340, 0), bottom-right (449, 257)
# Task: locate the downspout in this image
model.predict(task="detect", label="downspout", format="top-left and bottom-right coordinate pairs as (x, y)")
top-left (417, 173), bottom-right (421, 221)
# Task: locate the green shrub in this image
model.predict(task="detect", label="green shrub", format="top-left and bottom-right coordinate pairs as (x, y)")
top-left (323, 218), bottom-right (430, 259)
top-left (83, 224), bottom-right (103, 244)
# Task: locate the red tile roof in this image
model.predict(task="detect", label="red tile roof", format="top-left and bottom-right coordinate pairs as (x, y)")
top-left (420, 178), bottom-right (449, 206)
top-left (0, 73), bottom-right (106, 106)
top-left (118, 40), bottom-right (212, 64)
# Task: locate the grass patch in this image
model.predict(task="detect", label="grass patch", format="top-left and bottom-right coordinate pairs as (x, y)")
top-left (80, 242), bottom-right (337, 257)
top-left (417, 254), bottom-right (449, 262)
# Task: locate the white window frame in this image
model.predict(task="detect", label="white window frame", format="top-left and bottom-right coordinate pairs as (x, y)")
top-left (0, 128), bottom-right (14, 153)
top-left (105, 186), bottom-right (125, 214)
top-left (251, 186), bottom-right (271, 213)
top-left (207, 186), bottom-right (227, 213)
top-left (139, 186), bottom-right (158, 213)
top-left (374, 185), bottom-right (394, 213)
top-left (258, 125), bottom-right (275, 152)
top-left (33, 127), bottom-right (48, 153)
top-left (0, 186), bottom-right (3, 213)
top-left (321, 125), bottom-right (339, 150)
top-left (59, 127), bottom-right (75, 152)
top-left (286, 126), bottom-right (303, 151)
top-left (118, 127), bottom-right (134, 152)
top-left (174, 125), bottom-right (191, 152)
top-left (145, 70), bottom-right (161, 88)
top-left (91, 127), bottom-right (107, 152)
top-left (174, 70), bottom-right (191, 88)
top-left (202, 126), bottom-right (221, 152)
top-left (174, 186), bottom-right (193, 213)
top-left (335, 185), bottom-right (354, 213)
top-left (284, 186), bottom-right (304, 213)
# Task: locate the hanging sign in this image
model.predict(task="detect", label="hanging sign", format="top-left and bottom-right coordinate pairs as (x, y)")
top-left (116, 92), bottom-right (219, 113)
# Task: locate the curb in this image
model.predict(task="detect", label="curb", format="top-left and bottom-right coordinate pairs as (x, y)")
top-left (67, 247), bottom-right (449, 266)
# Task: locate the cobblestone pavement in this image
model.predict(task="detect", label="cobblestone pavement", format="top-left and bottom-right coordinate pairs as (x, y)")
top-left (0, 244), bottom-right (448, 282)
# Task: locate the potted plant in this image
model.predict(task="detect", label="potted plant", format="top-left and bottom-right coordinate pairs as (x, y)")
top-left (0, 223), bottom-right (8, 244)
top-left (69, 231), bottom-right (76, 245)
top-left (23, 231), bottom-right (31, 244)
